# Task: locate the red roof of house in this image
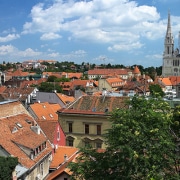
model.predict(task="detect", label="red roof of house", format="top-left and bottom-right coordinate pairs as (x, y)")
top-left (159, 77), bottom-right (172, 86)
top-left (133, 66), bottom-right (141, 74)
top-left (50, 146), bottom-right (78, 169)
top-left (37, 120), bottom-right (59, 143)
top-left (58, 95), bottom-right (128, 115)
top-left (56, 93), bottom-right (75, 104)
top-left (169, 76), bottom-right (180, 86)
top-left (11, 69), bottom-right (33, 77)
top-left (88, 69), bottom-right (128, 75)
top-left (30, 102), bottom-right (61, 120)
top-left (0, 113), bottom-right (52, 169)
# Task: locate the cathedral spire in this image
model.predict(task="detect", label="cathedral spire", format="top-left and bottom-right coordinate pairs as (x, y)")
top-left (164, 11), bottom-right (174, 56)
top-left (178, 31), bottom-right (180, 50)
top-left (166, 11), bottom-right (171, 36)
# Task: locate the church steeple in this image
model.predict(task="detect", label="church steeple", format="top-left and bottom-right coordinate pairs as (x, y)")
top-left (178, 31), bottom-right (180, 51)
top-left (164, 11), bottom-right (174, 57)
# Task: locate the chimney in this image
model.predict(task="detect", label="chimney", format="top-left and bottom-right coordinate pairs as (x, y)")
top-left (31, 125), bottom-right (41, 135)
top-left (64, 154), bottom-right (68, 162)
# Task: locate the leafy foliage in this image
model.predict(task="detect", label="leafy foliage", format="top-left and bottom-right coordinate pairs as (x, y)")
top-left (149, 84), bottom-right (165, 97)
top-left (69, 96), bottom-right (179, 180)
top-left (0, 156), bottom-right (18, 180)
top-left (38, 82), bottom-right (62, 93)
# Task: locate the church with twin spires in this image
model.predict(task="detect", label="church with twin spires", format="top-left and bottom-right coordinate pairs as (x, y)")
top-left (162, 12), bottom-right (180, 77)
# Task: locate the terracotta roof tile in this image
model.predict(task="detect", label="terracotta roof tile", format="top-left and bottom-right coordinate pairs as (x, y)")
top-left (50, 146), bottom-right (78, 169)
top-left (58, 95), bottom-right (128, 115)
top-left (159, 77), bottom-right (172, 86)
top-left (56, 93), bottom-right (75, 104)
top-left (88, 68), bottom-right (128, 75)
top-left (133, 66), bottom-right (141, 74)
top-left (0, 86), bottom-right (6, 93)
top-left (169, 76), bottom-right (180, 86)
top-left (29, 102), bottom-right (61, 120)
top-left (37, 120), bottom-right (58, 143)
top-left (11, 69), bottom-right (30, 77)
top-left (0, 113), bottom-right (52, 169)
top-left (2, 87), bottom-right (35, 101)
top-left (0, 100), bottom-right (31, 117)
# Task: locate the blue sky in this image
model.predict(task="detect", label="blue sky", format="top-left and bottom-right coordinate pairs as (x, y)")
top-left (0, 0), bottom-right (180, 67)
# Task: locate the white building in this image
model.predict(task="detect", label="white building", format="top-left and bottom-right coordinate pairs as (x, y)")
top-left (162, 12), bottom-right (180, 77)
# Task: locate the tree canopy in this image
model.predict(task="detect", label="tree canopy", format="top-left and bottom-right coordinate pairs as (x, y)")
top-left (149, 84), bottom-right (165, 97)
top-left (38, 82), bottom-right (62, 93)
top-left (69, 96), bottom-right (180, 180)
top-left (0, 156), bottom-right (18, 180)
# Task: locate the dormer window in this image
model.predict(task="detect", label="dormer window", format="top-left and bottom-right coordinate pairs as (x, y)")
top-left (12, 126), bottom-right (18, 133)
top-left (42, 116), bottom-right (46, 120)
top-left (49, 114), bottom-right (53, 118)
top-left (16, 122), bottom-right (23, 128)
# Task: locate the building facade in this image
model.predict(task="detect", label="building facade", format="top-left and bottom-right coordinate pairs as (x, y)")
top-left (57, 95), bottom-right (128, 149)
top-left (162, 12), bottom-right (180, 77)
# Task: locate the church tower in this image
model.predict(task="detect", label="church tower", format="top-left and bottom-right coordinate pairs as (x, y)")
top-left (162, 12), bottom-right (180, 77)
top-left (163, 12), bottom-right (174, 57)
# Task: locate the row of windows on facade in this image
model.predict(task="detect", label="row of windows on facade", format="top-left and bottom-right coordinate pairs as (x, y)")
top-left (68, 123), bottom-right (101, 135)
top-left (31, 141), bottom-right (47, 159)
top-left (67, 138), bottom-right (102, 149)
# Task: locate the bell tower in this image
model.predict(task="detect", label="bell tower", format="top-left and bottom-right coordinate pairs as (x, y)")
top-left (163, 11), bottom-right (174, 57)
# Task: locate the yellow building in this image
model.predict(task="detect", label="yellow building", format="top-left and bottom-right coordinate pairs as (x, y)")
top-left (57, 95), bottom-right (128, 149)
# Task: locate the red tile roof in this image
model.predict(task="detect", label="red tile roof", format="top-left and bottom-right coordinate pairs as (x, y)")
top-left (106, 78), bottom-right (124, 87)
top-left (11, 69), bottom-right (34, 77)
top-left (0, 113), bottom-right (52, 169)
top-left (169, 76), bottom-right (180, 86)
top-left (56, 93), bottom-right (75, 104)
top-left (29, 102), bottom-right (61, 120)
top-left (159, 77), bottom-right (172, 86)
top-left (1, 87), bottom-right (35, 101)
top-left (133, 66), bottom-right (141, 74)
top-left (58, 95), bottom-right (128, 115)
top-left (0, 85), bottom-right (6, 93)
top-left (88, 68), bottom-right (128, 75)
top-left (37, 120), bottom-right (58, 143)
top-left (50, 146), bottom-right (78, 169)
top-left (0, 100), bottom-right (31, 117)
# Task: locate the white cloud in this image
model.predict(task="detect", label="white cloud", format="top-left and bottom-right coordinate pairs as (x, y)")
top-left (17, 48), bottom-right (42, 57)
top-left (0, 34), bottom-right (20, 43)
top-left (0, 45), bottom-right (42, 60)
top-left (47, 52), bottom-right (60, 57)
top-left (0, 45), bottom-right (16, 55)
top-left (40, 33), bottom-right (61, 40)
top-left (21, 0), bottom-right (168, 52)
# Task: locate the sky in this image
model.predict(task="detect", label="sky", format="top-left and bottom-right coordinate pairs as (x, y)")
top-left (0, 0), bottom-right (180, 68)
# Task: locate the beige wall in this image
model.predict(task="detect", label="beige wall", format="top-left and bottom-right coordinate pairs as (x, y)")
top-left (59, 114), bottom-right (111, 149)
top-left (98, 79), bottom-right (112, 91)
top-left (23, 154), bottom-right (51, 180)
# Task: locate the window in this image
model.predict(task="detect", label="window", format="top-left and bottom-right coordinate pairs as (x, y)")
top-left (97, 125), bottom-right (101, 135)
top-left (68, 139), bottom-right (73, 146)
top-left (96, 142), bottom-right (102, 149)
top-left (49, 114), bottom-right (53, 118)
top-left (16, 122), bottom-right (23, 128)
top-left (85, 124), bottom-right (89, 134)
top-left (40, 163), bottom-right (43, 176)
top-left (85, 141), bottom-right (90, 147)
top-left (68, 123), bottom-right (73, 133)
top-left (57, 131), bottom-right (60, 141)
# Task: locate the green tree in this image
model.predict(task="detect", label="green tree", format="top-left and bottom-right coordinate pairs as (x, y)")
top-left (47, 75), bottom-right (57, 82)
top-left (0, 156), bottom-right (18, 180)
top-left (38, 82), bottom-right (62, 93)
top-left (149, 84), bottom-right (165, 97)
top-left (69, 96), bottom-right (179, 179)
